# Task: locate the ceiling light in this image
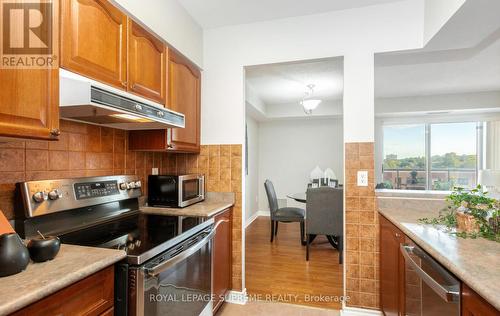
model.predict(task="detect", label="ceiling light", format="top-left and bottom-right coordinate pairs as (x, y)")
top-left (301, 99), bottom-right (322, 112)
top-left (301, 84), bottom-right (321, 115)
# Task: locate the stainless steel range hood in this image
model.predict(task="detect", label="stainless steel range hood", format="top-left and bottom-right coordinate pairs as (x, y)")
top-left (59, 69), bottom-right (185, 130)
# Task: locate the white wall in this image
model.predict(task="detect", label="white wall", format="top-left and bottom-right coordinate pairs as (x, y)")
top-left (245, 116), bottom-right (260, 221)
top-left (376, 91), bottom-right (500, 116)
top-left (113, 0), bottom-right (203, 67)
top-left (423, 0), bottom-right (466, 44)
top-left (257, 118), bottom-right (344, 213)
top-left (202, 0), bottom-right (425, 145)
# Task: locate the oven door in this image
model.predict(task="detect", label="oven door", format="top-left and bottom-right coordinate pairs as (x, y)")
top-left (130, 228), bottom-right (214, 316)
top-left (178, 175), bottom-right (205, 207)
top-left (400, 239), bottom-right (460, 316)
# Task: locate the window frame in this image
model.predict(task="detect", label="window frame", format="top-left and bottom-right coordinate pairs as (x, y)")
top-left (381, 121), bottom-right (483, 191)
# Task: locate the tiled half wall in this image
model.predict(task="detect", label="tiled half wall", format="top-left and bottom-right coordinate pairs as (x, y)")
top-left (0, 120), bottom-right (243, 291)
top-left (345, 142), bottom-right (379, 310)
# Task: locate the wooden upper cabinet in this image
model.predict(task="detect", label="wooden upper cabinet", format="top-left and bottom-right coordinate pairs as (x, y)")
top-left (127, 20), bottom-right (166, 104)
top-left (61, 0), bottom-right (127, 89)
top-left (0, 2), bottom-right (60, 141)
top-left (168, 49), bottom-right (201, 152)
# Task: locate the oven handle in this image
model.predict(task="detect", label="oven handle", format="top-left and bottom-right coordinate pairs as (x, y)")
top-left (146, 228), bottom-right (215, 277)
top-left (400, 244), bottom-right (460, 302)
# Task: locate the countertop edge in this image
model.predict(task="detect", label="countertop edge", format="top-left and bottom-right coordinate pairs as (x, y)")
top-left (378, 209), bottom-right (500, 311)
top-left (0, 251), bottom-right (126, 316)
top-left (140, 202), bottom-right (234, 218)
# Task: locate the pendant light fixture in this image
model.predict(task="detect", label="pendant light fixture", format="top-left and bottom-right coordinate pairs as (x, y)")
top-left (300, 84), bottom-right (322, 114)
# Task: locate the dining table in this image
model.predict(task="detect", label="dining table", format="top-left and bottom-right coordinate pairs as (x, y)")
top-left (286, 189), bottom-right (343, 249)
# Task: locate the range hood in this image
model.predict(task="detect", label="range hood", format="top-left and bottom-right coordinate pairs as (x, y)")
top-left (59, 69), bottom-right (185, 130)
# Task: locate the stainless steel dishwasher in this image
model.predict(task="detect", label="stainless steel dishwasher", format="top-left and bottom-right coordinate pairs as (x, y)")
top-left (400, 238), bottom-right (460, 316)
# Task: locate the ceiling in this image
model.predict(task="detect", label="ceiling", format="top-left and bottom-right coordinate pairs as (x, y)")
top-left (243, 0), bottom-right (500, 121)
top-left (375, 0), bottom-right (500, 98)
top-left (177, 0), bottom-right (405, 29)
top-left (375, 31), bottom-right (500, 98)
top-left (246, 58), bottom-right (344, 105)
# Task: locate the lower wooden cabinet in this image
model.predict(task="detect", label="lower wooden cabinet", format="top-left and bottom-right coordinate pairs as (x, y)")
top-left (380, 214), bottom-right (500, 316)
top-left (462, 284), bottom-right (499, 316)
top-left (213, 208), bottom-right (232, 313)
top-left (11, 266), bottom-right (114, 316)
top-left (379, 214), bottom-right (405, 316)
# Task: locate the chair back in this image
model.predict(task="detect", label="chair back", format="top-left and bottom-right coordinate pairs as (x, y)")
top-left (306, 187), bottom-right (343, 236)
top-left (264, 180), bottom-right (279, 215)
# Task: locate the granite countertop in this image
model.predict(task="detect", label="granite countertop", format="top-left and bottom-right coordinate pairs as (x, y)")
top-left (378, 198), bottom-right (500, 311)
top-left (141, 192), bottom-right (235, 218)
top-left (0, 244), bottom-right (126, 316)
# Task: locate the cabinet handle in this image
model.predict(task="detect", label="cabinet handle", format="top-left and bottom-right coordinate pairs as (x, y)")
top-left (50, 128), bottom-right (61, 137)
top-left (122, 81), bottom-right (128, 87)
top-left (395, 232), bottom-right (401, 238)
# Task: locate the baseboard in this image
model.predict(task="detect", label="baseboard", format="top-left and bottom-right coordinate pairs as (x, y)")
top-left (225, 288), bottom-right (248, 305)
top-left (341, 306), bottom-right (382, 316)
top-left (245, 211), bottom-right (269, 228)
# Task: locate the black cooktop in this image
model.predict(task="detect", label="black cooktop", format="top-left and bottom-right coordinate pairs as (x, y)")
top-left (59, 213), bottom-right (208, 264)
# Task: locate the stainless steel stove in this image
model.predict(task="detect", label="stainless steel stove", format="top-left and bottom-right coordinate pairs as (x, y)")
top-left (15, 175), bottom-right (214, 316)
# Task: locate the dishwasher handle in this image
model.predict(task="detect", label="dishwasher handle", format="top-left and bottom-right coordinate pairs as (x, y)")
top-left (146, 229), bottom-right (215, 277)
top-left (400, 244), bottom-right (460, 302)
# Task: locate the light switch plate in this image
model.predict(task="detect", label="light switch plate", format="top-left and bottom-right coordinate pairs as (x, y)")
top-left (357, 170), bottom-right (368, 186)
top-left (152, 168), bottom-right (159, 175)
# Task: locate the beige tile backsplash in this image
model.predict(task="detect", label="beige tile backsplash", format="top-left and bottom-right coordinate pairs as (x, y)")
top-left (345, 142), bottom-right (379, 310)
top-left (0, 121), bottom-right (243, 291)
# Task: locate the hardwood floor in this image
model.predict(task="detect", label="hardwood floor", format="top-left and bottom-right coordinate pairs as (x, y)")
top-left (245, 217), bottom-right (343, 310)
top-left (218, 301), bottom-right (340, 316)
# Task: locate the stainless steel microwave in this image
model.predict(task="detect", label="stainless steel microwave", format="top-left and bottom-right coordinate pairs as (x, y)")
top-left (148, 174), bottom-right (205, 208)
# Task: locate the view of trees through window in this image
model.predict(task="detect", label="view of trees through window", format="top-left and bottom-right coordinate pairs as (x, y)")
top-left (381, 122), bottom-right (478, 191)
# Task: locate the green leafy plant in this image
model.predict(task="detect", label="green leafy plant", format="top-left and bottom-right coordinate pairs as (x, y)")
top-left (419, 185), bottom-right (500, 242)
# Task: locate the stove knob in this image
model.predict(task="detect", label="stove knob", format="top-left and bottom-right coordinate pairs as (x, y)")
top-left (128, 182), bottom-right (136, 189)
top-left (48, 189), bottom-right (62, 200)
top-left (128, 243), bottom-right (135, 250)
top-left (119, 182), bottom-right (129, 190)
top-left (134, 181), bottom-right (142, 188)
top-left (32, 191), bottom-right (48, 203)
top-left (134, 240), bottom-right (141, 247)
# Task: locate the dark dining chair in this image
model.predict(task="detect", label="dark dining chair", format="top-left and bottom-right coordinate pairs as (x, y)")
top-left (305, 187), bottom-right (344, 263)
top-left (264, 180), bottom-right (305, 244)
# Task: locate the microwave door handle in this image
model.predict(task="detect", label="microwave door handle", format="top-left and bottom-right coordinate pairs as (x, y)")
top-left (400, 244), bottom-right (460, 302)
top-left (199, 176), bottom-right (204, 198)
top-left (145, 229), bottom-right (215, 277)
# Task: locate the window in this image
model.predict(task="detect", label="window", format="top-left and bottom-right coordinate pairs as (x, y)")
top-left (381, 122), bottom-right (480, 191)
top-left (383, 125), bottom-right (427, 190)
top-left (430, 123), bottom-right (477, 190)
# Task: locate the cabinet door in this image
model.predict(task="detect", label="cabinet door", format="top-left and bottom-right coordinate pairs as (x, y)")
top-left (12, 266), bottom-right (114, 316)
top-left (127, 19), bottom-right (166, 104)
top-left (0, 2), bottom-right (59, 141)
top-left (213, 208), bottom-right (232, 313)
top-left (61, 0), bottom-right (127, 89)
top-left (380, 215), bottom-right (405, 316)
top-left (168, 49), bottom-right (201, 153)
top-left (462, 284), bottom-right (499, 316)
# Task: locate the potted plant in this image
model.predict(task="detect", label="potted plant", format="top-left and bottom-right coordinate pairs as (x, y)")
top-left (420, 185), bottom-right (500, 241)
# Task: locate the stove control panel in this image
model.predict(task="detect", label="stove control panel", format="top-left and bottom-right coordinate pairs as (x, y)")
top-left (74, 181), bottom-right (119, 200)
top-left (19, 175), bottom-right (142, 218)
